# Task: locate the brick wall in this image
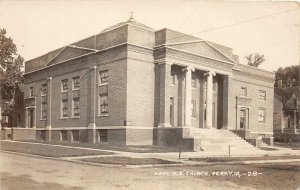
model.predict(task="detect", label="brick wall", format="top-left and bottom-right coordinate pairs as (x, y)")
top-left (230, 71), bottom-right (274, 135)
top-left (126, 50), bottom-right (155, 127)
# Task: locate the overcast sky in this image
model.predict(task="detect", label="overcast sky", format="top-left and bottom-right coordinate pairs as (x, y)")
top-left (0, 0), bottom-right (299, 72)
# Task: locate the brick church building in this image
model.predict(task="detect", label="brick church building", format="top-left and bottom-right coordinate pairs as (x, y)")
top-left (23, 17), bottom-right (275, 151)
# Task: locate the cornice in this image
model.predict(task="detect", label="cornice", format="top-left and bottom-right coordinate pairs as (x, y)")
top-left (154, 45), bottom-right (235, 65)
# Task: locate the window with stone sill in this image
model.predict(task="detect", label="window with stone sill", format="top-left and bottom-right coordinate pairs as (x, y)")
top-left (240, 87), bottom-right (247, 97)
top-left (62, 101), bottom-right (68, 118)
top-left (258, 107), bottom-right (266, 123)
top-left (259, 90), bottom-right (266, 101)
top-left (99, 94), bottom-right (108, 115)
top-left (41, 104), bottom-right (47, 119)
top-left (73, 99), bottom-right (80, 117)
top-left (73, 76), bottom-right (80, 90)
top-left (61, 79), bottom-right (68, 91)
top-left (41, 96), bottom-right (47, 104)
top-left (41, 84), bottom-right (47, 96)
top-left (29, 87), bottom-right (34, 97)
top-left (99, 70), bottom-right (108, 85)
top-left (73, 90), bottom-right (80, 100)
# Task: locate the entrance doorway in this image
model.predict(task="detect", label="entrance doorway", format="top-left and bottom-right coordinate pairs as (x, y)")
top-left (170, 97), bottom-right (174, 126)
top-left (239, 109), bottom-right (247, 129)
top-left (27, 109), bottom-right (34, 128)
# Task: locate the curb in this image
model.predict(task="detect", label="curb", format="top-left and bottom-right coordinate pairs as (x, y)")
top-left (1, 149), bottom-right (300, 169)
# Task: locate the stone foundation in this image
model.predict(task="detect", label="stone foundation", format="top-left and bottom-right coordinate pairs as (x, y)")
top-left (154, 127), bottom-right (201, 151)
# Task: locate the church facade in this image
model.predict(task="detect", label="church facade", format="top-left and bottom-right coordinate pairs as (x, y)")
top-left (23, 18), bottom-right (275, 151)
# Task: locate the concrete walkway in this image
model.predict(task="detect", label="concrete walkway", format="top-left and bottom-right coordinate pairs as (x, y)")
top-left (1, 140), bottom-right (300, 168)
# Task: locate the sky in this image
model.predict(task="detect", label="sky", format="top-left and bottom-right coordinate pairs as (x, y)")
top-left (0, 0), bottom-right (299, 72)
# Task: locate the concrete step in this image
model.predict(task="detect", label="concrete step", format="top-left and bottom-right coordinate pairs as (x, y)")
top-left (188, 128), bottom-right (257, 152)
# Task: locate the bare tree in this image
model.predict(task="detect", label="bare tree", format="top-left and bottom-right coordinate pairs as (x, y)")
top-left (245, 53), bottom-right (265, 67)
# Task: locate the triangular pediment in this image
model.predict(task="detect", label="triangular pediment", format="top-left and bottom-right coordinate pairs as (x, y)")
top-left (167, 41), bottom-right (235, 63)
top-left (47, 46), bottom-right (95, 66)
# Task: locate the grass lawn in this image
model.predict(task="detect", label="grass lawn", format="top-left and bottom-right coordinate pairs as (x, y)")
top-left (0, 141), bottom-right (114, 158)
top-left (80, 156), bottom-right (176, 165)
top-left (24, 140), bottom-right (186, 153)
top-left (189, 155), bottom-right (300, 162)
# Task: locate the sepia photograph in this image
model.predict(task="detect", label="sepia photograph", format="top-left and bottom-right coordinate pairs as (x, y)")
top-left (0, 0), bottom-right (299, 189)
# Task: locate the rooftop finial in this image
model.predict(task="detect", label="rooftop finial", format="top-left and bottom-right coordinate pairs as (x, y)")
top-left (129, 11), bottom-right (134, 22)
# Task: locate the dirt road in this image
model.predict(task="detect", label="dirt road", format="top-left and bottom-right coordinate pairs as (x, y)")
top-left (0, 152), bottom-right (299, 190)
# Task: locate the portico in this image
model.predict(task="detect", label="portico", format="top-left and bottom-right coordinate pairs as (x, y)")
top-left (156, 60), bottom-right (230, 130)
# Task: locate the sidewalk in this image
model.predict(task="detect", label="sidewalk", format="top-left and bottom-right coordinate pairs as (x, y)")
top-left (1, 140), bottom-right (300, 168)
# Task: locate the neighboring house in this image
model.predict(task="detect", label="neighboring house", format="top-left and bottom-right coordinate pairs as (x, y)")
top-left (23, 17), bottom-right (275, 150)
top-left (11, 85), bottom-right (25, 128)
top-left (0, 85), bottom-right (25, 128)
top-left (274, 85), bottom-right (300, 141)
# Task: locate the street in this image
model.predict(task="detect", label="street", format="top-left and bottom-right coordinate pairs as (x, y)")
top-left (0, 152), bottom-right (299, 190)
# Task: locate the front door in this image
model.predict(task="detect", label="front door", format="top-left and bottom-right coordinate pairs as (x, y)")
top-left (28, 109), bottom-right (34, 128)
top-left (240, 109), bottom-right (246, 129)
top-left (170, 97), bottom-right (174, 126)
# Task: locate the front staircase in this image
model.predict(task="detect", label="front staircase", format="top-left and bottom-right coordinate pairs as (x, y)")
top-left (189, 128), bottom-right (264, 155)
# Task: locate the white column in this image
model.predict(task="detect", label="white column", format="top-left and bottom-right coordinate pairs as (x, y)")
top-left (88, 66), bottom-right (97, 128)
top-left (205, 71), bottom-right (216, 128)
top-left (184, 66), bottom-right (194, 127)
top-left (88, 66), bottom-right (97, 144)
top-left (158, 63), bottom-right (172, 127)
top-left (46, 77), bottom-right (52, 129)
top-left (46, 77), bottom-right (52, 142)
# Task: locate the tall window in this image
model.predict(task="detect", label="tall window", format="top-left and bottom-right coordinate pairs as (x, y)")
top-left (72, 76), bottom-right (80, 117)
top-left (99, 70), bottom-right (108, 85)
top-left (73, 99), bottom-right (80, 117)
top-left (41, 84), bottom-right (47, 119)
top-left (29, 87), bottom-right (34, 97)
top-left (41, 84), bottom-right (47, 103)
top-left (258, 107), bottom-right (266, 123)
top-left (73, 76), bottom-right (80, 90)
top-left (41, 84), bottom-right (47, 96)
top-left (41, 104), bottom-right (47, 119)
top-left (241, 87), bottom-right (247, 97)
top-left (99, 94), bottom-right (108, 115)
top-left (61, 79), bottom-right (68, 91)
top-left (62, 101), bottom-right (68, 117)
top-left (61, 79), bottom-right (68, 118)
top-left (259, 90), bottom-right (266, 101)
top-left (191, 100), bottom-right (196, 118)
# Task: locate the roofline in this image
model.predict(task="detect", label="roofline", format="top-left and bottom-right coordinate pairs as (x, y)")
top-left (45, 46), bottom-right (67, 66)
top-left (99, 21), bottom-right (155, 35)
top-left (68, 45), bottom-right (98, 52)
top-left (162, 39), bottom-right (205, 46)
top-left (154, 45), bottom-right (235, 65)
top-left (24, 42), bottom-right (154, 76)
top-left (25, 47), bottom-right (64, 63)
top-left (205, 41), bottom-right (236, 64)
top-left (233, 63), bottom-right (275, 75)
top-left (24, 51), bottom-right (97, 76)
